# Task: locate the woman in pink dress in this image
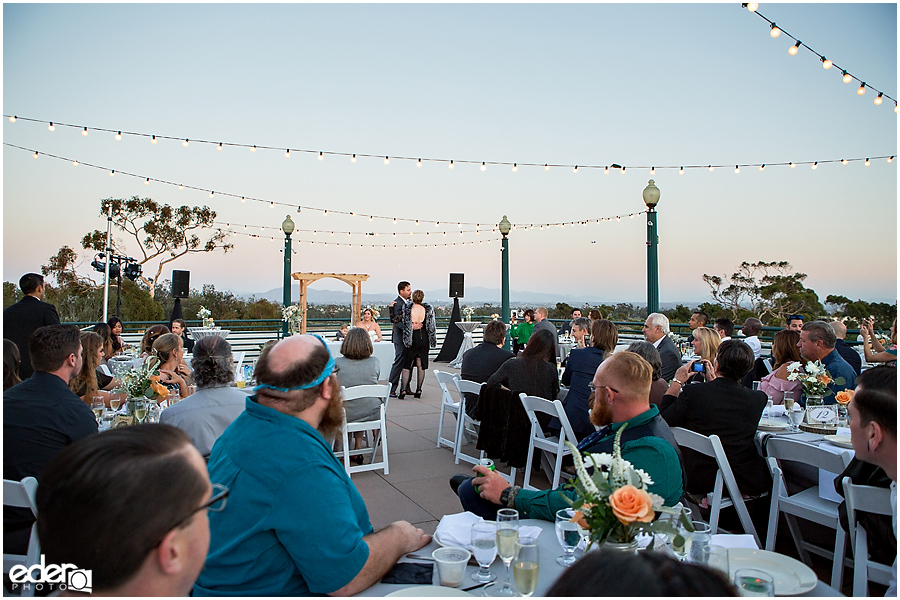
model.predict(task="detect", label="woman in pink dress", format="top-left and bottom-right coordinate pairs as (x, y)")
top-left (759, 330), bottom-right (805, 404)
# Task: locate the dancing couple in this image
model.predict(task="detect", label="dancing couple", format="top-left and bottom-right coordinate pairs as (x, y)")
top-left (388, 281), bottom-right (436, 399)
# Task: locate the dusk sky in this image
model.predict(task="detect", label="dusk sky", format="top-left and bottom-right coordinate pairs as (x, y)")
top-left (4, 3), bottom-right (897, 306)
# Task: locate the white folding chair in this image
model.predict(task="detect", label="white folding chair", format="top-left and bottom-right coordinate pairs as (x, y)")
top-left (764, 437), bottom-right (852, 588)
top-left (519, 394), bottom-right (578, 491)
top-left (671, 427), bottom-right (761, 547)
top-left (232, 351), bottom-right (246, 372)
top-left (841, 477), bottom-right (895, 597)
top-left (336, 384), bottom-right (391, 476)
top-left (3, 477), bottom-right (40, 598)
top-left (451, 378), bottom-right (486, 465)
top-left (434, 370), bottom-right (461, 451)
top-left (762, 358), bottom-right (773, 374)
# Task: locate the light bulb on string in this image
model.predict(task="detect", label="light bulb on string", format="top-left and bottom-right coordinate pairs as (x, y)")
top-left (875, 93), bottom-right (883, 105)
top-left (72, 160), bottom-right (78, 166)
top-left (145, 178), bottom-right (150, 185)
top-left (151, 135), bottom-right (157, 144)
top-left (812, 162), bottom-right (818, 169)
top-left (895, 103), bottom-right (898, 113)
top-left (110, 170), bottom-right (115, 176)
top-left (512, 163), bottom-right (518, 172)
top-left (209, 191), bottom-right (215, 198)
top-left (679, 166), bottom-right (684, 175)
top-left (48, 122), bottom-right (55, 131)
top-left (573, 165), bottom-right (578, 173)
top-left (481, 162), bottom-right (486, 171)
top-left (33, 151), bottom-right (38, 159)
top-left (865, 158), bottom-right (871, 166)
top-left (351, 154), bottom-right (356, 163)
top-left (115, 131), bottom-right (122, 140)
top-left (841, 158), bottom-right (848, 165)
top-left (790, 162), bottom-right (795, 168)
top-left (285, 149), bottom-right (290, 158)
top-left (82, 127), bottom-right (88, 136)
top-left (183, 139), bottom-right (189, 147)
top-left (735, 165), bottom-right (740, 174)
top-left (251, 145), bottom-right (257, 152)
top-left (449, 160), bottom-right (454, 169)
top-left (604, 166), bottom-right (609, 174)
top-left (888, 156), bottom-right (894, 163)
top-left (270, 202), bottom-right (275, 208)
top-left (788, 41), bottom-right (801, 55)
top-left (216, 142), bottom-right (223, 152)
top-left (241, 196), bottom-right (245, 202)
top-left (821, 57), bottom-right (832, 69)
top-left (179, 184), bottom-right (184, 190)
top-left (746, 3), bottom-right (758, 11)
top-left (317, 151), bottom-right (323, 161)
top-left (857, 83), bottom-right (866, 95)
top-left (842, 71), bottom-right (852, 83)
top-left (759, 164), bottom-right (765, 171)
top-left (620, 166), bottom-right (626, 173)
top-left (8, 115), bottom-right (15, 122)
top-left (708, 165), bottom-right (714, 172)
top-left (416, 158), bottom-right (421, 167)
top-left (770, 23), bottom-right (781, 38)
top-left (544, 164), bottom-right (549, 171)
top-left (650, 166), bottom-right (655, 175)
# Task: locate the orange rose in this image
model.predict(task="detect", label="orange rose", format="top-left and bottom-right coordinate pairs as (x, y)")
top-left (817, 374), bottom-right (832, 384)
top-left (836, 390), bottom-right (853, 405)
top-left (609, 485), bottom-right (654, 524)
top-left (151, 383), bottom-right (169, 397)
top-left (149, 374), bottom-right (160, 382)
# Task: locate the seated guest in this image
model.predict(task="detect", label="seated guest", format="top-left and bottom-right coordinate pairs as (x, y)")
top-left (588, 308), bottom-right (603, 323)
top-left (152, 333), bottom-right (191, 399)
top-left (547, 547), bottom-right (737, 596)
top-left (194, 334), bottom-right (430, 595)
top-left (561, 308), bottom-right (582, 336)
top-left (798, 321), bottom-right (856, 402)
top-left (69, 331), bottom-right (123, 405)
top-left (108, 316), bottom-right (127, 353)
top-left (643, 313), bottom-right (681, 382)
top-left (36, 424), bottom-right (214, 597)
top-left (452, 352), bottom-right (684, 520)
top-left (460, 319), bottom-right (514, 415)
top-left (4, 325), bottom-right (97, 555)
top-left (92, 322), bottom-right (116, 363)
top-left (859, 317), bottom-right (897, 366)
top-left (334, 327), bottom-right (382, 459)
top-left (660, 340), bottom-right (770, 502)
top-left (568, 316), bottom-right (592, 350)
top-left (686, 310), bottom-right (709, 344)
top-left (787, 314), bottom-right (804, 332)
top-left (160, 336), bottom-right (247, 457)
top-left (714, 317), bottom-right (734, 342)
top-left (829, 320), bottom-right (862, 376)
top-left (626, 341), bottom-right (667, 408)
top-left (140, 324), bottom-right (170, 357)
top-left (741, 317), bottom-right (763, 359)
top-left (509, 309), bottom-right (535, 355)
top-left (486, 328), bottom-right (559, 402)
top-left (556, 319), bottom-right (618, 440)
top-left (847, 365), bottom-right (897, 596)
top-left (171, 318), bottom-right (196, 353)
top-left (335, 323), bottom-right (349, 341)
top-left (758, 330), bottom-right (804, 404)
top-left (688, 327), bottom-right (721, 384)
top-left (4, 339), bottom-right (21, 391)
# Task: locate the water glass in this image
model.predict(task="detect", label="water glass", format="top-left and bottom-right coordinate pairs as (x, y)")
top-left (764, 396), bottom-right (773, 419)
top-left (513, 537), bottom-right (539, 597)
top-left (470, 521), bottom-right (498, 583)
top-left (700, 545), bottom-right (730, 575)
top-left (789, 408), bottom-right (804, 432)
top-left (99, 410), bottom-right (116, 431)
top-left (555, 508), bottom-right (579, 567)
top-left (734, 568), bottom-right (775, 596)
top-left (687, 520), bottom-right (711, 563)
top-left (146, 403), bottom-right (161, 424)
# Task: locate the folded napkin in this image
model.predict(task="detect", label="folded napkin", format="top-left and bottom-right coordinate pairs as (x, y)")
top-left (768, 405), bottom-right (786, 418)
top-left (435, 512), bottom-right (542, 549)
top-left (710, 534), bottom-right (759, 550)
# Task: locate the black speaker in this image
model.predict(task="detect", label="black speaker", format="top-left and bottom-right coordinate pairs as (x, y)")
top-left (449, 273), bottom-right (464, 298)
top-left (172, 270), bottom-right (190, 298)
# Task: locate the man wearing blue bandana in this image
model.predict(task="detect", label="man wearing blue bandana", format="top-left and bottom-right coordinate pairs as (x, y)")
top-left (194, 334), bottom-right (430, 596)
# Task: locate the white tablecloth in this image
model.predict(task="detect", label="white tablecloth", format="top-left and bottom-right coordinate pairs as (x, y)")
top-left (448, 322), bottom-right (479, 369)
top-left (188, 327), bottom-right (230, 340)
top-left (326, 340), bottom-right (395, 380)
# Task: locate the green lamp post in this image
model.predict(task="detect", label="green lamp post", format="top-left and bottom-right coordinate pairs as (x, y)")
top-left (499, 215), bottom-right (512, 351)
top-left (643, 180), bottom-right (661, 315)
top-left (282, 215), bottom-right (295, 338)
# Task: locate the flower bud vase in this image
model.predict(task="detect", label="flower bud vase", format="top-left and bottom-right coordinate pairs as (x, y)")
top-left (803, 395), bottom-right (825, 425)
top-left (600, 539), bottom-right (639, 554)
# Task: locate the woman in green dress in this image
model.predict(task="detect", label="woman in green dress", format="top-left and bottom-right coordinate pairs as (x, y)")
top-left (509, 308), bottom-right (535, 356)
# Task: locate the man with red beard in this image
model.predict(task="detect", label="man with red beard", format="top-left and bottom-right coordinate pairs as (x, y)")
top-left (194, 334), bottom-right (430, 596)
top-left (452, 351), bottom-right (684, 520)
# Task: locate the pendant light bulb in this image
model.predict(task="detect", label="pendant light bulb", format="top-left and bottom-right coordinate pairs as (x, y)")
top-left (842, 71), bottom-right (852, 83)
top-left (481, 162), bottom-right (486, 171)
top-left (735, 165), bottom-right (740, 174)
top-left (857, 83), bottom-right (866, 95)
top-left (770, 24), bottom-right (781, 38)
top-left (8, 115), bottom-right (16, 122)
top-left (384, 156), bottom-right (390, 165)
top-left (48, 122), bottom-right (55, 131)
top-left (679, 166), bottom-right (684, 175)
top-left (318, 152), bottom-right (324, 161)
top-left (183, 139), bottom-right (189, 147)
top-left (822, 57), bottom-right (832, 69)
top-left (82, 127), bottom-right (88, 136)
top-left (217, 143), bottom-right (223, 151)
top-left (512, 163), bottom-right (518, 172)
top-left (151, 135), bottom-right (157, 144)
top-left (875, 93), bottom-right (883, 105)
top-left (351, 154), bottom-right (356, 163)
top-left (788, 41), bottom-right (800, 55)
top-left (115, 131), bottom-right (122, 140)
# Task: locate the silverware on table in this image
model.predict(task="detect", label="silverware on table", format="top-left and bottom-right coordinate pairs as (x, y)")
top-left (462, 581), bottom-right (491, 592)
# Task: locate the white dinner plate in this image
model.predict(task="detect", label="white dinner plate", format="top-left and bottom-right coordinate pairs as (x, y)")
top-left (385, 585), bottom-right (472, 597)
top-left (728, 548), bottom-right (817, 595)
top-left (823, 434), bottom-right (853, 449)
top-left (757, 419), bottom-right (789, 432)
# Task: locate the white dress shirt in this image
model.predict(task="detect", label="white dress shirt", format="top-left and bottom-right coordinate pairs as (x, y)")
top-left (744, 335), bottom-right (761, 359)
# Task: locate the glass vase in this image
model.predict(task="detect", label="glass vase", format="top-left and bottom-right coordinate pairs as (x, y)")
top-left (601, 539), bottom-right (639, 554)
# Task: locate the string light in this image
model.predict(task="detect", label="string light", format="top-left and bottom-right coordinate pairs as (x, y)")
top-left (151, 135), bottom-right (157, 144)
top-left (110, 169), bottom-right (115, 176)
top-left (145, 178), bottom-right (150, 185)
top-left (183, 139), bottom-right (189, 147)
top-left (650, 166), bottom-right (655, 175)
top-left (759, 164), bottom-right (765, 171)
top-left (318, 151), bottom-right (324, 161)
top-left (812, 162), bottom-right (818, 169)
top-left (888, 156), bottom-right (894, 163)
top-left (841, 158), bottom-right (849, 165)
top-left (351, 154), bottom-right (356, 163)
top-left (73, 160), bottom-right (78, 166)
top-left (788, 41), bottom-right (801, 55)
top-left (875, 93), bottom-right (883, 106)
top-left (770, 23), bottom-right (781, 38)
top-left (285, 149), bottom-right (290, 158)
top-left (115, 131), bottom-right (122, 141)
top-left (251, 145), bottom-right (256, 152)
top-left (679, 166), bottom-right (684, 175)
top-left (416, 158), bottom-right (421, 167)
top-left (481, 162), bottom-right (486, 171)
top-left (821, 57), bottom-right (832, 70)
top-left (8, 115), bottom-right (16, 122)
top-left (33, 151), bottom-right (38, 159)
top-left (789, 162), bottom-right (795, 168)
top-left (842, 71), bottom-right (852, 83)
top-left (82, 127), bottom-right (88, 136)
top-left (179, 184), bottom-right (184, 190)
top-left (604, 166), bottom-right (609, 174)
top-left (735, 165), bottom-right (740, 174)
top-left (857, 83), bottom-right (866, 96)
top-left (573, 165), bottom-right (578, 173)
top-left (544, 164), bottom-right (549, 171)
top-left (449, 160), bottom-right (454, 169)
top-left (620, 166), bottom-right (626, 173)
top-left (746, 3), bottom-right (758, 11)
top-left (865, 158), bottom-right (871, 166)
top-left (384, 156), bottom-right (390, 165)
top-left (512, 163), bottom-right (518, 172)
top-left (708, 165), bottom-right (714, 172)
top-left (218, 143), bottom-right (223, 151)
top-left (48, 122), bottom-right (54, 131)
top-left (210, 191), bottom-right (215, 197)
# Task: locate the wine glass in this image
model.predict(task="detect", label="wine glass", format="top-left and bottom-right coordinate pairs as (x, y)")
top-left (555, 508), bottom-right (579, 567)
top-left (513, 537), bottom-right (539, 597)
top-left (133, 399), bottom-right (147, 423)
top-left (91, 397), bottom-right (105, 422)
top-left (146, 403), bottom-right (161, 424)
top-left (99, 410), bottom-right (116, 431)
top-left (789, 405), bottom-right (804, 432)
top-left (470, 521), bottom-right (498, 583)
top-left (109, 396), bottom-right (121, 412)
top-left (484, 508), bottom-right (518, 597)
top-left (764, 395), bottom-right (773, 419)
top-left (782, 392), bottom-right (795, 414)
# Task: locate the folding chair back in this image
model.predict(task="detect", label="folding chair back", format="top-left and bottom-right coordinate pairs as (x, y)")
top-left (671, 427), bottom-right (760, 547)
top-left (452, 378), bottom-right (485, 465)
top-left (3, 477), bottom-right (40, 597)
top-left (337, 384), bottom-right (391, 476)
top-left (764, 437), bottom-right (852, 587)
top-left (519, 394), bottom-right (578, 491)
top-left (232, 351), bottom-right (246, 372)
top-left (433, 370), bottom-right (461, 451)
top-left (841, 477), bottom-right (894, 597)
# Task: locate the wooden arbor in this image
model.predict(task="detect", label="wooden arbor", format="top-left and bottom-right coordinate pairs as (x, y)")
top-left (290, 272), bottom-right (370, 334)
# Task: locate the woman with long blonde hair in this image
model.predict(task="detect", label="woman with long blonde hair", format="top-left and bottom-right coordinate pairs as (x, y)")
top-left (69, 332), bottom-right (123, 405)
top-left (152, 333), bottom-right (190, 399)
top-left (686, 327), bottom-right (720, 384)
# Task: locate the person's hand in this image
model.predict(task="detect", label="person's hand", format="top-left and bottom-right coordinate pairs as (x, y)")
top-left (472, 465), bottom-right (508, 504)
top-left (389, 520), bottom-right (432, 552)
top-left (699, 359), bottom-right (716, 381)
top-left (674, 362), bottom-right (693, 383)
top-left (390, 300), bottom-right (396, 308)
top-left (160, 369), bottom-right (184, 385)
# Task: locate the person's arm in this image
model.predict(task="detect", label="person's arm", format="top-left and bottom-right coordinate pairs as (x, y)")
top-left (328, 522), bottom-right (431, 596)
top-left (560, 355), bottom-right (573, 387)
top-left (45, 304), bottom-right (61, 325)
top-left (485, 359), bottom-right (511, 389)
top-left (373, 322), bottom-right (383, 342)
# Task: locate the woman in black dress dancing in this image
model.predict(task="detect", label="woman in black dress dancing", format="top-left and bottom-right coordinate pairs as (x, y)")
top-left (399, 289), bottom-right (436, 398)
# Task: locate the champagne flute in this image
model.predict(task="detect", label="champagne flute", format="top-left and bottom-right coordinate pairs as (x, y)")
top-left (555, 508), bottom-right (579, 567)
top-left (91, 397), bottom-right (105, 422)
top-left (133, 399), bottom-right (147, 423)
top-left (470, 521), bottom-right (498, 583)
top-left (513, 537), bottom-right (539, 597)
top-left (484, 508), bottom-right (518, 597)
top-left (109, 396), bottom-right (121, 412)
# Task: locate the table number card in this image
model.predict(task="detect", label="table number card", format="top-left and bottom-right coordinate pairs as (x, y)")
top-left (114, 415), bottom-right (135, 428)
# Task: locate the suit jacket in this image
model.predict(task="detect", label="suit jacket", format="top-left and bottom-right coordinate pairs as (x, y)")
top-left (655, 335), bottom-right (681, 382)
top-left (461, 344), bottom-right (515, 416)
top-left (389, 295), bottom-right (405, 333)
top-left (3, 296), bottom-right (61, 379)
top-left (659, 377), bottom-right (770, 497)
top-left (558, 346), bottom-right (606, 439)
top-left (473, 383), bottom-right (532, 469)
top-left (834, 338), bottom-right (862, 377)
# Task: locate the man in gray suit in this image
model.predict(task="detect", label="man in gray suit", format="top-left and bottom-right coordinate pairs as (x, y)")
top-left (532, 307), bottom-right (559, 359)
top-left (643, 313), bottom-right (681, 382)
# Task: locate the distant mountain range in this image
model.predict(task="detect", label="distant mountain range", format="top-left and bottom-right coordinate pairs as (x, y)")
top-left (240, 286), bottom-right (704, 309)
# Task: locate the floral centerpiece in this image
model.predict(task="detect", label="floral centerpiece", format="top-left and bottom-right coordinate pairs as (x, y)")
top-left (119, 356), bottom-right (169, 412)
top-left (564, 427), bottom-right (691, 550)
top-left (490, 313), bottom-right (500, 320)
top-left (786, 360), bottom-right (845, 399)
top-left (197, 306), bottom-right (214, 328)
top-left (462, 306), bottom-right (475, 322)
top-left (667, 331), bottom-right (684, 345)
top-left (282, 305), bottom-right (303, 335)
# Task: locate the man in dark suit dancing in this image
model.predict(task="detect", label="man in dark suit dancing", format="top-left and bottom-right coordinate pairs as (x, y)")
top-left (388, 281), bottom-right (412, 397)
top-left (3, 273), bottom-right (61, 379)
top-left (642, 313), bottom-right (681, 382)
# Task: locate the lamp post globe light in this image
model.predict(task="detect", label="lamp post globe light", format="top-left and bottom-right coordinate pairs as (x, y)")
top-left (642, 180), bottom-right (661, 315)
top-left (282, 215), bottom-right (295, 338)
top-left (499, 215), bottom-right (512, 351)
